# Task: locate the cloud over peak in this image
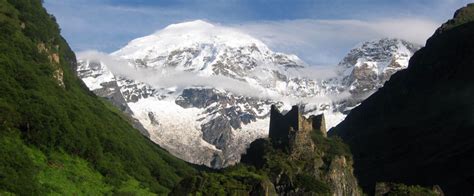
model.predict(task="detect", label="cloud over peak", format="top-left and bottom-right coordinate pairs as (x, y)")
top-left (45, 0), bottom-right (471, 65)
top-left (235, 18), bottom-right (438, 65)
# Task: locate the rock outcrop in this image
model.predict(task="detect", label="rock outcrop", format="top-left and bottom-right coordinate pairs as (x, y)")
top-left (338, 38), bottom-right (420, 99)
top-left (241, 105), bottom-right (360, 195)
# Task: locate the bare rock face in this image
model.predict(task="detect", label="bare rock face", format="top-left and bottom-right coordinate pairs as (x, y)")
top-left (201, 115), bottom-right (233, 150)
top-left (348, 62), bottom-right (379, 94)
top-left (175, 88), bottom-right (221, 108)
top-left (249, 179), bottom-right (278, 196)
top-left (325, 156), bottom-right (360, 196)
top-left (77, 61), bottom-right (149, 137)
top-left (339, 38), bottom-right (421, 97)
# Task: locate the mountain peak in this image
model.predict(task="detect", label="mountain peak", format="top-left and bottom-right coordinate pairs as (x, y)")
top-left (112, 20), bottom-right (269, 59)
top-left (336, 38), bottom-right (421, 95)
top-left (341, 38), bottom-right (419, 64)
top-left (162, 20), bottom-right (215, 31)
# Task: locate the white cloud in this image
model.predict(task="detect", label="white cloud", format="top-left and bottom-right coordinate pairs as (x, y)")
top-left (234, 18), bottom-right (439, 65)
top-left (76, 50), bottom-right (344, 102)
top-left (45, 0), bottom-right (470, 66)
top-left (77, 51), bottom-right (266, 97)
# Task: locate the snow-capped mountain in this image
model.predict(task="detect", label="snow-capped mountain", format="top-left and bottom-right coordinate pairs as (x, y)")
top-left (77, 20), bottom-right (420, 168)
top-left (338, 38), bottom-right (420, 96)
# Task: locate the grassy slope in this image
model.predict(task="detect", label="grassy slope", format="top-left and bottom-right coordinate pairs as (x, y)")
top-left (0, 0), bottom-right (195, 194)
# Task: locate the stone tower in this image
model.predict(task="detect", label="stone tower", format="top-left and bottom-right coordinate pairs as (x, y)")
top-left (268, 105), bottom-right (326, 157)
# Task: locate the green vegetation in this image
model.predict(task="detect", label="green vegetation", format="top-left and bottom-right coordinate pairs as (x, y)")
top-left (29, 147), bottom-right (113, 195)
top-left (380, 183), bottom-right (439, 196)
top-left (172, 165), bottom-right (267, 195)
top-left (311, 129), bottom-right (352, 165)
top-left (173, 130), bottom-right (354, 195)
top-left (437, 3), bottom-right (474, 33)
top-left (294, 173), bottom-right (331, 194)
top-left (0, 0), bottom-right (195, 194)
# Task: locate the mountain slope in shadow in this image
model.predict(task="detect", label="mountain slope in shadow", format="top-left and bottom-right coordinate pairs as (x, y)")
top-left (329, 4), bottom-right (474, 195)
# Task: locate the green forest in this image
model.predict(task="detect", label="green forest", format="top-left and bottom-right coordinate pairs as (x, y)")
top-left (0, 0), bottom-right (194, 194)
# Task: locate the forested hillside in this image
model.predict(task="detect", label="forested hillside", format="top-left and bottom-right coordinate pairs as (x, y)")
top-left (0, 0), bottom-right (194, 194)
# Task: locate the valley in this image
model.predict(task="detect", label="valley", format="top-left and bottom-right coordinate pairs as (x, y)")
top-left (1, 0), bottom-right (473, 195)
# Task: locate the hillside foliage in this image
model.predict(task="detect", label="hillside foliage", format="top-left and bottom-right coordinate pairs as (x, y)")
top-left (0, 0), bottom-right (195, 194)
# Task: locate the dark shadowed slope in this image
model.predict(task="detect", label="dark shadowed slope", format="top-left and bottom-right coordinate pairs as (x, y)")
top-left (0, 0), bottom-right (194, 194)
top-left (329, 3), bottom-right (474, 195)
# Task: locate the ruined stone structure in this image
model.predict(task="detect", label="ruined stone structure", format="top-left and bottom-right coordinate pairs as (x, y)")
top-left (242, 105), bottom-right (360, 195)
top-left (269, 105), bottom-right (326, 158)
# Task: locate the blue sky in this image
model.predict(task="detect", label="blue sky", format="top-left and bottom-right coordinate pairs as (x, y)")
top-left (44, 0), bottom-right (472, 65)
